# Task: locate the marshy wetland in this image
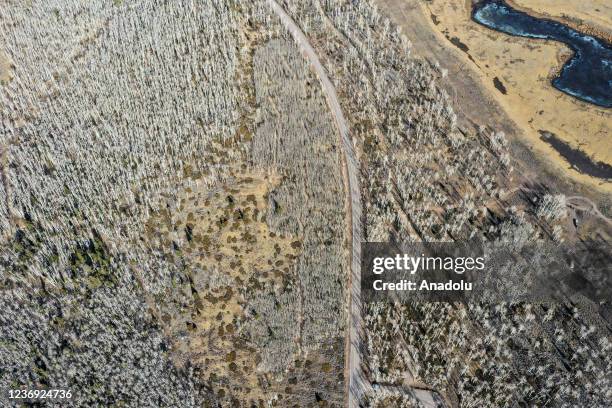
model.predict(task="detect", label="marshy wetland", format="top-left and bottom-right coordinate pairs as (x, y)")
top-left (410, 0), bottom-right (611, 191)
top-left (473, 0), bottom-right (612, 108)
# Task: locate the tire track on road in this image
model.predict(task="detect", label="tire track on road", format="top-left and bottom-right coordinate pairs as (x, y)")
top-left (265, 1), bottom-right (366, 406)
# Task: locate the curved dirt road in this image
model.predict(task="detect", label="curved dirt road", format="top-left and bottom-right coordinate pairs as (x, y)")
top-left (567, 196), bottom-right (612, 226)
top-left (265, 1), bottom-right (366, 406)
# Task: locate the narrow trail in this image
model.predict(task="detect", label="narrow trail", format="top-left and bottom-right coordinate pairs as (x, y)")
top-left (502, 186), bottom-right (612, 225)
top-left (566, 196), bottom-right (612, 226)
top-left (0, 139), bottom-right (16, 241)
top-left (265, 1), bottom-right (367, 406)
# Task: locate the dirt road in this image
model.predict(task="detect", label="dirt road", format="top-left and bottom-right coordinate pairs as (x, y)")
top-left (265, 1), bottom-right (366, 406)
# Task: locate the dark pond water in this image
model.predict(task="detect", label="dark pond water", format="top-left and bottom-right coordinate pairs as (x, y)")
top-left (539, 131), bottom-right (612, 179)
top-left (472, 1), bottom-right (612, 108)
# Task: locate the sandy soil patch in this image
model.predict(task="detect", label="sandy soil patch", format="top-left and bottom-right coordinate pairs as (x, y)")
top-left (0, 50), bottom-right (13, 84)
top-left (144, 170), bottom-right (302, 403)
top-left (509, 0), bottom-right (612, 41)
top-left (376, 0), bottom-right (610, 193)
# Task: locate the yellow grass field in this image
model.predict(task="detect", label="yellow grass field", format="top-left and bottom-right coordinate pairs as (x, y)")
top-left (0, 50), bottom-right (13, 84)
top-left (419, 0), bottom-right (611, 191)
top-left (510, 0), bottom-right (612, 40)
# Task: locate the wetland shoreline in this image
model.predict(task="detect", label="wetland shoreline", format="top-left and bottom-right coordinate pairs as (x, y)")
top-left (472, 0), bottom-right (612, 108)
top-left (505, 0), bottom-right (612, 44)
top-left (375, 0), bottom-right (611, 197)
top-left (539, 131), bottom-right (612, 180)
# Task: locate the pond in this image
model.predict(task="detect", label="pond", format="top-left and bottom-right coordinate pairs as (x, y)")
top-left (473, 0), bottom-right (612, 108)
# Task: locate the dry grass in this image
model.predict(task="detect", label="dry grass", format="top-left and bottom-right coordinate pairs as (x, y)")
top-left (133, 27), bottom-right (348, 408)
top-left (509, 0), bottom-right (612, 40)
top-left (145, 170), bottom-right (303, 403)
top-left (0, 50), bottom-right (12, 84)
top-left (421, 0), bottom-right (611, 192)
